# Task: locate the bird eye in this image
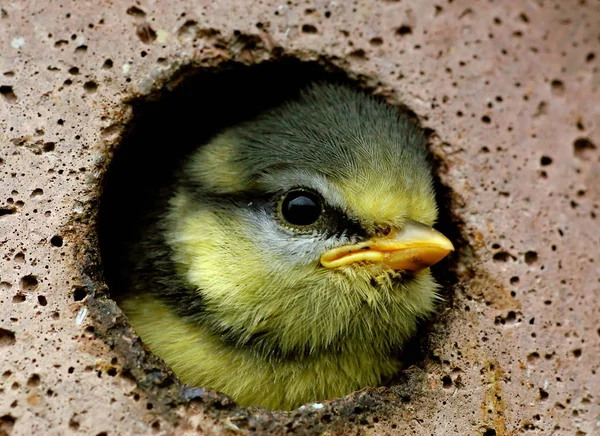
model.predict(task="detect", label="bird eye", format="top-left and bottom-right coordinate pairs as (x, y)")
top-left (279, 190), bottom-right (323, 227)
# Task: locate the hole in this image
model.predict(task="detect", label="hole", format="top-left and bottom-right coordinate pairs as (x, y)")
top-left (136, 23), bottom-right (157, 44)
top-left (369, 37), bottom-right (383, 46)
top-left (0, 328), bottom-right (16, 346)
top-left (50, 235), bottom-right (64, 247)
top-left (348, 49), bottom-right (366, 59)
top-left (73, 287), bottom-right (88, 301)
top-left (37, 295), bottom-right (48, 306)
top-left (395, 25), bottom-right (412, 36)
top-left (0, 207), bottom-right (17, 217)
top-left (573, 137), bottom-right (596, 159)
top-left (69, 416), bottom-right (80, 430)
top-left (0, 415), bottom-right (16, 432)
top-left (97, 60), bottom-right (467, 412)
top-left (12, 293), bottom-right (26, 303)
top-left (572, 348), bottom-right (582, 358)
top-left (27, 374), bottom-right (41, 387)
top-left (30, 188), bottom-right (44, 197)
top-left (550, 79), bottom-right (565, 96)
top-left (301, 24), bottom-right (318, 34)
top-left (126, 6), bottom-right (146, 17)
top-left (539, 388), bottom-right (549, 401)
top-left (527, 352), bottom-right (540, 363)
top-left (83, 81), bottom-right (98, 93)
top-left (441, 375), bottom-right (453, 388)
top-left (68, 66), bottom-right (79, 75)
top-left (0, 85), bottom-right (17, 103)
top-left (493, 251), bottom-right (511, 262)
top-left (20, 275), bottom-right (39, 291)
top-left (540, 156), bottom-right (552, 166)
top-left (524, 251), bottom-right (538, 265)
top-left (102, 59), bottom-right (114, 69)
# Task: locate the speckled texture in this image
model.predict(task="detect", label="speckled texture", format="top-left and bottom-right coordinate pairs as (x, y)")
top-left (1, 1), bottom-right (598, 434)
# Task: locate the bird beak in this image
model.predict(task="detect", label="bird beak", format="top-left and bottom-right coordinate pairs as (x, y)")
top-left (320, 220), bottom-right (454, 272)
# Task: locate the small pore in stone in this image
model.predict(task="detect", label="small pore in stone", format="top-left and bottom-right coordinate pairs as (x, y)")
top-left (395, 25), bottom-right (412, 36)
top-left (573, 137), bottom-right (596, 159)
top-left (73, 287), bottom-right (88, 301)
top-left (0, 85), bottom-right (17, 103)
top-left (348, 49), bottom-right (366, 59)
top-left (493, 251), bottom-right (512, 262)
top-left (0, 207), bottom-right (17, 217)
top-left (20, 275), bottom-right (39, 291)
top-left (51, 235), bottom-right (64, 247)
top-left (126, 6), bottom-right (146, 17)
top-left (441, 375), bottom-right (453, 388)
top-left (136, 23), bottom-right (157, 44)
top-left (0, 328), bottom-right (16, 346)
top-left (550, 79), bottom-right (565, 96)
top-left (369, 37), bottom-right (384, 46)
top-left (12, 293), bottom-right (26, 303)
top-left (524, 251), bottom-right (538, 265)
top-left (84, 81), bottom-right (98, 93)
top-left (30, 188), bottom-right (44, 198)
top-left (301, 24), bottom-right (318, 34)
top-left (27, 374), bottom-right (41, 387)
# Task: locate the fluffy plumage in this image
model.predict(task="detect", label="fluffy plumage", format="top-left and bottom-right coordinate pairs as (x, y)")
top-left (120, 83), bottom-right (449, 410)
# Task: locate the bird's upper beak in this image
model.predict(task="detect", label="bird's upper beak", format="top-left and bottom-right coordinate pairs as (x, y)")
top-left (320, 220), bottom-right (454, 272)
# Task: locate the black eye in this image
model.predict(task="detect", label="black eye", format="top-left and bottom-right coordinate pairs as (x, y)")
top-left (280, 190), bottom-right (323, 227)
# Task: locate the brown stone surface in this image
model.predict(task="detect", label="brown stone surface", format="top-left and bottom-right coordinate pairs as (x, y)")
top-left (1, 0), bottom-right (599, 434)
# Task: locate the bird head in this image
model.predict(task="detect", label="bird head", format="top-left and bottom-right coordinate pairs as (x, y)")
top-left (164, 83), bottom-right (453, 359)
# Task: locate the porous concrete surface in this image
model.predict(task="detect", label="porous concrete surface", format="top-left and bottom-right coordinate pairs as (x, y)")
top-left (1, 0), bottom-right (599, 434)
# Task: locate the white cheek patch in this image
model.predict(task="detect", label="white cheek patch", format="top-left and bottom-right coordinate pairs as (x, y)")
top-left (239, 207), bottom-right (343, 269)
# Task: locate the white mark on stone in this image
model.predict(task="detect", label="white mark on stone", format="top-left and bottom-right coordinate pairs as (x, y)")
top-left (73, 201), bottom-right (84, 214)
top-left (11, 37), bottom-right (25, 49)
top-left (122, 63), bottom-right (131, 75)
top-left (75, 307), bottom-right (88, 326)
top-left (311, 402), bottom-right (324, 409)
top-left (156, 29), bottom-right (169, 43)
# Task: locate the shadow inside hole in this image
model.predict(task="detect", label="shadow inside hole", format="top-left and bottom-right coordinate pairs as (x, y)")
top-left (97, 58), bottom-right (461, 405)
top-left (99, 59), bottom-right (353, 298)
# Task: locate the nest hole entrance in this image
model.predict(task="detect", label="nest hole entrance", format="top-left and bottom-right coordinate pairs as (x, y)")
top-left (97, 59), bottom-right (462, 411)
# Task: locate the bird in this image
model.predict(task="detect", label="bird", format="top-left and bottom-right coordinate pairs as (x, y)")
top-left (118, 82), bottom-right (454, 411)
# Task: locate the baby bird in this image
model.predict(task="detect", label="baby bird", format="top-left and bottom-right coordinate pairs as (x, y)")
top-left (120, 83), bottom-right (453, 410)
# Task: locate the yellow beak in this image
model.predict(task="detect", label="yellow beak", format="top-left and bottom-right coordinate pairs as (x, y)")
top-left (320, 220), bottom-right (454, 272)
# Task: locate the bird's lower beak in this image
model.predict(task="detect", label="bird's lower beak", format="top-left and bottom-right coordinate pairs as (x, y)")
top-left (320, 220), bottom-right (454, 272)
